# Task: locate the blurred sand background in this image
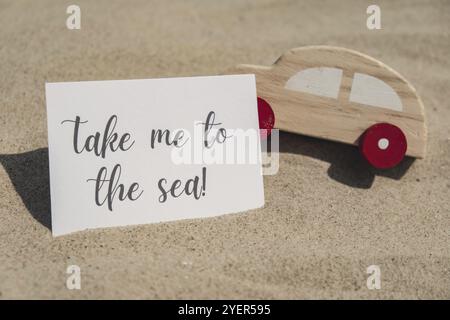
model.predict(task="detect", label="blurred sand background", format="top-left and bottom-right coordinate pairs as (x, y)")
top-left (0, 0), bottom-right (449, 299)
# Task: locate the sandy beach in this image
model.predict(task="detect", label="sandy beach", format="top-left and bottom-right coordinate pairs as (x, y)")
top-left (0, 0), bottom-right (449, 299)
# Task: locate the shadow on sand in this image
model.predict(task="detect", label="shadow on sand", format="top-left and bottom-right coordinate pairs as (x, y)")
top-left (278, 131), bottom-right (414, 189)
top-left (0, 135), bottom-right (414, 229)
top-left (0, 148), bottom-right (51, 230)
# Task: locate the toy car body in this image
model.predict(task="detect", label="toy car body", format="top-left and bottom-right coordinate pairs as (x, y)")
top-left (230, 46), bottom-right (427, 168)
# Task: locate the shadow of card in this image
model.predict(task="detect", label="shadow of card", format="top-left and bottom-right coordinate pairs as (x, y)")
top-left (0, 148), bottom-right (51, 230)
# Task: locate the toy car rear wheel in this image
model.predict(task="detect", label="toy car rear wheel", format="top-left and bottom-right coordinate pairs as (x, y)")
top-left (257, 97), bottom-right (275, 139)
top-left (359, 123), bottom-right (407, 169)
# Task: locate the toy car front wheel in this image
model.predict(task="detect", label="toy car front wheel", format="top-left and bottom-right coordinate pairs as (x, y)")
top-left (359, 123), bottom-right (407, 169)
top-left (257, 97), bottom-right (275, 139)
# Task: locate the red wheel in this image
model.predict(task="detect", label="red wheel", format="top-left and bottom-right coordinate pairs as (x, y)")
top-left (257, 97), bottom-right (275, 139)
top-left (360, 123), bottom-right (407, 169)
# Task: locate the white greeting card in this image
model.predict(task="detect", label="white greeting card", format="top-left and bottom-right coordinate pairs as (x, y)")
top-left (45, 75), bottom-right (264, 236)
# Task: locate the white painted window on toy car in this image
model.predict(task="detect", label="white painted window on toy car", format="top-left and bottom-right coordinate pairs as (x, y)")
top-left (284, 67), bottom-right (343, 99)
top-left (349, 73), bottom-right (403, 111)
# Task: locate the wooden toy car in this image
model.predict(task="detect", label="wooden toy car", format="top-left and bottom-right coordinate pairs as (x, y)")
top-left (230, 46), bottom-right (427, 169)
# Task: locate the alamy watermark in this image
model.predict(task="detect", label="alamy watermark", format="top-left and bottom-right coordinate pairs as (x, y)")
top-left (367, 5), bottom-right (381, 30)
top-left (66, 5), bottom-right (81, 30)
top-left (66, 265), bottom-right (81, 290)
top-left (165, 119), bottom-right (279, 175)
top-left (366, 265), bottom-right (381, 290)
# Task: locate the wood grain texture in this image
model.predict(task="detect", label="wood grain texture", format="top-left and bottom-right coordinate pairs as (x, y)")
top-left (228, 46), bottom-right (427, 158)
